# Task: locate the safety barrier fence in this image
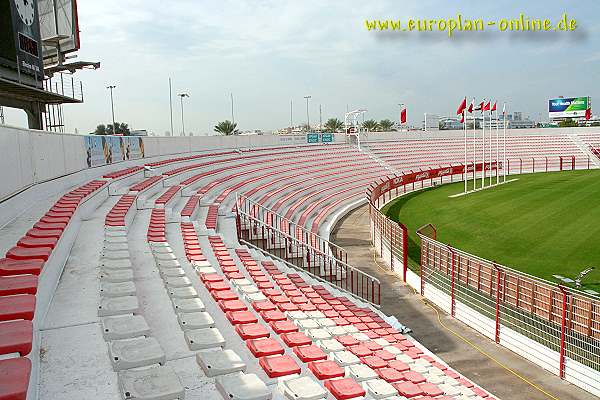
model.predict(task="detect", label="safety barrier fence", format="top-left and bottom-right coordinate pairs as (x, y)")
top-left (367, 155), bottom-right (599, 396)
top-left (235, 195), bottom-right (381, 306)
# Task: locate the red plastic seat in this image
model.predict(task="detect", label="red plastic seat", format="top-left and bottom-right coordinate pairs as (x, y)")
top-left (219, 300), bottom-right (247, 312)
top-left (269, 320), bottom-right (299, 334)
top-left (277, 302), bottom-right (300, 312)
top-left (419, 382), bottom-right (444, 397)
top-left (298, 303), bottom-right (317, 312)
top-left (247, 338), bottom-right (285, 357)
top-left (206, 281), bottom-right (230, 292)
top-left (259, 355), bottom-right (301, 378)
top-left (200, 274), bottom-right (223, 284)
top-left (235, 323), bottom-right (270, 340)
top-left (280, 331), bottom-right (311, 347)
top-left (0, 259), bottom-right (43, 277)
top-left (392, 381), bottom-right (424, 398)
top-left (374, 349), bottom-right (396, 362)
top-left (0, 276), bottom-right (38, 296)
top-left (308, 360), bottom-right (345, 380)
top-left (347, 344), bottom-right (372, 358)
top-left (211, 290), bottom-right (238, 302)
top-left (376, 367), bottom-right (405, 383)
top-left (260, 310), bottom-right (286, 322)
top-left (0, 295), bottom-right (35, 321)
top-left (337, 335), bottom-right (359, 347)
top-left (360, 356), bottom-right (387, 370)
top-left (363, 340), bottom-right (383, 351)
top-left (25, 229), bottom-right (62, 239)
top-left (324, 377), bottom-right (365, 400)
top-left (0, 357), bottom-right (31, 400)
top-left (0, 320), bottom-right (33, 356)
top-left (293, 344), bottom-right (327, 362)
top-left (403, 371), bottom-right (426, 384)
top-left (226, 311), bottom-right (258, 325)
top-left (252, 300), bottom-right (277, 313)
top-left (6, 246), bottom-right (52, 262)
top-left (387, 360), bottom-right (410, 372)
top-left (33, 222), bottom-right (66, 230)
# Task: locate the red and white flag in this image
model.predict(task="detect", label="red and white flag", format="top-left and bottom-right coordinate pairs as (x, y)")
top-left (400, 106), bottom-right (407, 124)
top-left (491, 102), bottom-right (497, 112)
top-left (585, 107), bottom-right (592, 120)
top-left (483, 101), bottom-right (491, 111)
top-left (467, 99), bottom-right (474, 113)
top-left (456, 97), bottom-right (467, 115)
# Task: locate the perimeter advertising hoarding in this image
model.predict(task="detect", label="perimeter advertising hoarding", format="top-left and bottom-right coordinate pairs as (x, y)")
top-left (0, 0), bottom-right (44, 76)
top-left (548, 97), bottom-right (590, 119)
top-left (84, 136), bottom-right (145, 168)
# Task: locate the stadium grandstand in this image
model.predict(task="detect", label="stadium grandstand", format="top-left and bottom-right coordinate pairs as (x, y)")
top-left (0, 124), bottom-right (599, 400)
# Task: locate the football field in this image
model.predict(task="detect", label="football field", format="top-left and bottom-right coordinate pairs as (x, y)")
top-left (382, 169), bottom-right (600, 293)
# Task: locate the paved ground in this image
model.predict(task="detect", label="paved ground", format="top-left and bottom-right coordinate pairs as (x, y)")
top-left (330, 204), bottom-right (595, 400)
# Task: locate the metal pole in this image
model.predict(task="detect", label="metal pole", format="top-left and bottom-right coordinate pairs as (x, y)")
top-left (230, 92), bottom-right (235, 124)
top-left (482, 102), bottom-right (486, 189)
top-left (304, 95), bottom-right (311, 131)
top-left (503, 104), bottom-right (507, 182)
top-left (489, 104), bottom-right (493, 187)
top-left (473, 108), bottom-right (476, 192)
top-left (319, 104), bottom-right (322, 132)
top-left (464, 109), bottom-right (467, 193)
top-left (107, 85), bottom-right (116, 134)
top-left (496, 108), bottom-right (499, 185)
top-left (169, 78), bottom-right (173, 136)
top-left (290, 99), bottom-right (293, 128)
top-left (180, 96), bottom-right (185, 136)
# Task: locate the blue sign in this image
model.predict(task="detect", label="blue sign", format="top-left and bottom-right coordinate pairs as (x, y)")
top-left (322, 133), bottom-right (333, 143)
top-left (307, 133), bottom-right (319, 143)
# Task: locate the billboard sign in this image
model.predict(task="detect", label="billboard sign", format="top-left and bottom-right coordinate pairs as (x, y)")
top-left (0, 0), bottom-right (44, 76)
top-left (321, 133), bottom-right (333, 143)
top-left (38, 0), bottom-right (80, 65)
top-left (548, 97), bottom-right (590, 119)
top-left (307, 133), bottom-right (319, 143)
top-left (84, 135), bottom-right (146, 168)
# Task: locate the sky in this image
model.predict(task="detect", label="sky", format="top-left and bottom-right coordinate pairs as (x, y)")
top-left (4, 0), bottom-right (600, 134)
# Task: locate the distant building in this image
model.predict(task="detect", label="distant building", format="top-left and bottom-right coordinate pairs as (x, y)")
top-left (513, 112), bottom-right (523, 121)
top-left (130, 130), bottom-right (148, 136)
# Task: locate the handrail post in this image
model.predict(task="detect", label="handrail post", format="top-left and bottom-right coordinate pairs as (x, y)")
top-left (558, 285), bottom-right (568, 379)
top-left (494, 262), bottom-right (501, 344)
top-left (449, 245), bottom-right (456, 318)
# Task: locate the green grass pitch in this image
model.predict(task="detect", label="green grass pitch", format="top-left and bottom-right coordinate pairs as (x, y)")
top-left (382, 169), bottom-right (600, 293)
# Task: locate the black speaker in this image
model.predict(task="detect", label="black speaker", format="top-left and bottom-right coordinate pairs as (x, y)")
top-left (0, 0), bottom-right (43, 77)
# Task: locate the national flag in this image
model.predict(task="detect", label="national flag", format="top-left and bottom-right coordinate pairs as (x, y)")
top-left (484, 101), bottom-right (491, 111)
top-left (491, 102), bottom-right (497, 112)
top-left (456, 97), bottom-right (467, 115)
top-left (585, 107), bottom-right (592, 120)
top-left (460, 113), bottom-right (465, 123)
top-left (467, 99), bottom-right (474, 113)
top-left (400, 107), bottom-right (407, 124)
top-left (474, 101), bottom-right (483, 112)
top-left (502, 103), bottom-right (506, 115)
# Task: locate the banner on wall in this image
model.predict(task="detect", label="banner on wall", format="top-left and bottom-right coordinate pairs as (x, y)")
top-left (83, 135), bottom-right (145, 167)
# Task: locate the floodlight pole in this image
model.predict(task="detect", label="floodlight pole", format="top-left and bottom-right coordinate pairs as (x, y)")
top-left (178, 93), bottom-right (190, 136)
top-left (230, 93), bottom-right (235, 124)
top-left (304, 95), bottom-right (311, 131)
top-left (106, 85), bottom-right (116, 134)
top-left (168, 78), bottom-right (174, 136)
top-left (290, 99), bottom-right (293, 129)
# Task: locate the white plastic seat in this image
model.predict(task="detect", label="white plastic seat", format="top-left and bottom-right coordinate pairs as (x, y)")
top-left (216, 372), bottom-right (271, 400)
top-left (109, 336), bottom-right (165, 371)
top-left (185, 327), bottom-right (225, 350)
top-left (350, 332), bottom-right (369, 342)
top-left (232, 278), bottom-right (253, 287)
top-left (103, 242), bottom-right (129, 252)
top-left (177, 311), bottom-right (215, 330)
top-left (99, 268), bottom-right (134, 283)
top-left (438, 383), bottom-right (462, 396)
top-left (154, 252), bottom-right (177, 261)
top-left (160, 267), bottom-right (186, 278)
top-left (152, 246), bottom-right (174, 254)
top-left (102, 315), bottom-right (151, 340)
top-left (343, 325), bottom-right (359, 334)
top-left (280, 376), bottom-right (328, 400)
top-left (244, 292), bottom-right (267, 302)
top-left (316, 339), bottom-right (345, 353)
top-left (316, 318), bottom-right (336, 328)
top-left (238, 285), bottom-right (259, 295)
top-left (157, 259), bottom-right (181, 268)
top-left (296, 319), bottom-right (319, 330)
top-left (195, 266), bottom-right (218, 275)
top-left (118, 365), bottom-right (184, 400)
top-left (373, 338), bottom-right (390, 347)
top-left (396, 354), bottom-right (414, 364)
top-left (306, 328), bottom-right (332, 341)
top-left (305, 311), bottom-right (325, 319)
top-left (363, 379), bottom-right (397, 399)
top-left (286, 311), bottom-right (308, 321)
top-left (346, 364), bottom-right (378, 382)
top-left (100, 281), bottom-right (136, 298)
top-left (326, 326), bottom-right (347, 337)
top-left (102, 250), bottom-right (131, 260)
top-left (101, 258), bottom-right (133, 270)
top-left (164, 276), bottom-right (192, 288)
top-left (172, 297), bottom-right (205, 313)
top-left (330, 350), bottom-right (360, 367)
top-left (168, 286), bottom-right (198, 299)
top-left (98, 296), bottom-right (139, 317)
top-left (197, 348), bottom-right (246, 377)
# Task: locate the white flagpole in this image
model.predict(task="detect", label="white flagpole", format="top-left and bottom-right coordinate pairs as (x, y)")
top-left (495, 107), bottom-right (499, 185)
top-left (503, 103), bottom-right (507, 182)
top-left (472, 100), bottom-right (476, 192)
top-left (464, 108), bottom-right (467, 193)
top-left (482, 101), bottom-right (485, 189)
top-left (489, 102), bottom-right (493, 187)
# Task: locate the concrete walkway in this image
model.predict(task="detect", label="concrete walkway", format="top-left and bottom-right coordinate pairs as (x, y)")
top-left (330, 204), bottom-right (595, 400)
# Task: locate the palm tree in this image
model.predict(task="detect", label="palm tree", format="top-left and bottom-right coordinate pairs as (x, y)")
top-left (362, 119), bottom-right (379, 132)
top-left (324, 118), bottom-right (344, 133)
top-left (214, 120), bottom-right (240, 135)
top-left (379, 119), bottom-right (394, 132)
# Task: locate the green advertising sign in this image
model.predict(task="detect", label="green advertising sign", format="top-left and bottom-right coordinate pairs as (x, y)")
top-left (307, 133), bottom-right (319, 143)
top-left (321, 133), bottom-right (333, 143)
